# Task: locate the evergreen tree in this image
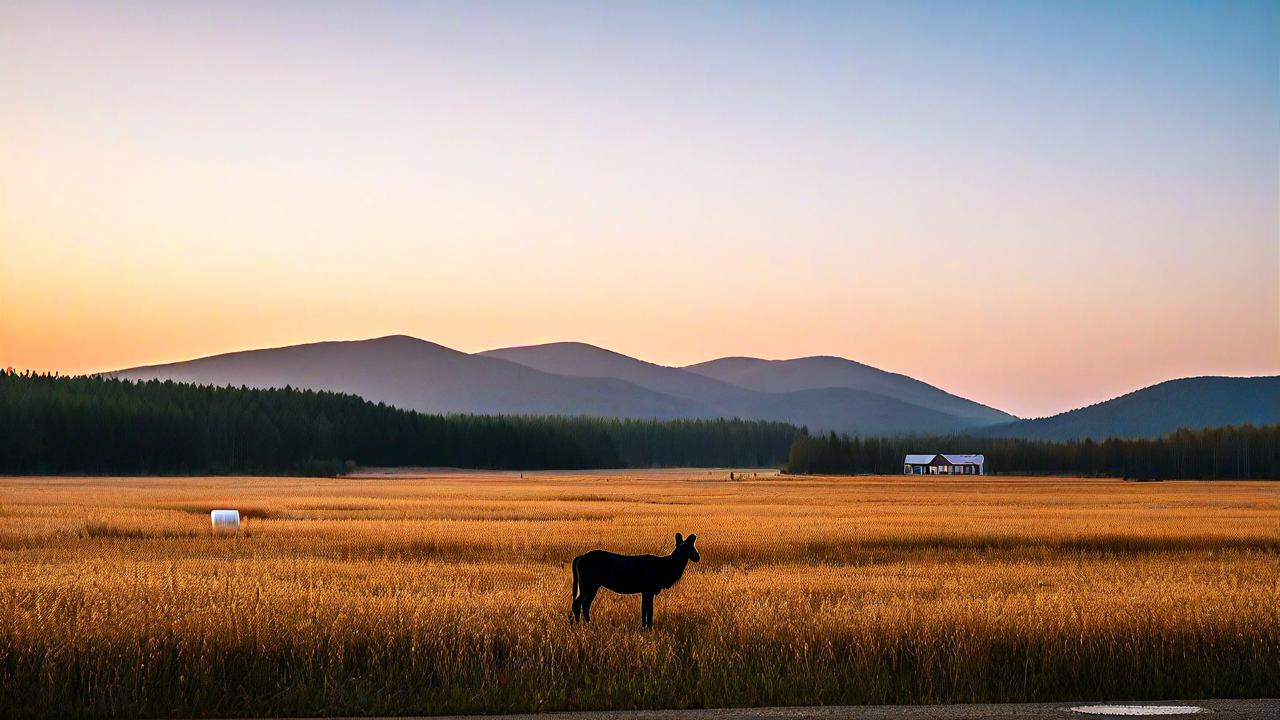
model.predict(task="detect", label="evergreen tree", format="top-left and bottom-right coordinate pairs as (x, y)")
top-left (0, 371), bottom-right (800, 475)
top-left (784, 426), bottom-right (1280, 479)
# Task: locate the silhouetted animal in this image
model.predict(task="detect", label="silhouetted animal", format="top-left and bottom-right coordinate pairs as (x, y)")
top-left (572, 533), bottom-right (699, 628)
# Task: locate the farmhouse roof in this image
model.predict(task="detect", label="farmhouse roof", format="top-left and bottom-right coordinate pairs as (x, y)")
top-left (903, 453), bottom-right (985, 464)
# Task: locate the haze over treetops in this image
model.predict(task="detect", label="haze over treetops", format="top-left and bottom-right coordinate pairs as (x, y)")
top-left (2, 2), bottom-right (1277, 417)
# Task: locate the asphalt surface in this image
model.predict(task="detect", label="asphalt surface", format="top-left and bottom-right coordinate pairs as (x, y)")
top-left (314, 699), bottom-right (1279, 720)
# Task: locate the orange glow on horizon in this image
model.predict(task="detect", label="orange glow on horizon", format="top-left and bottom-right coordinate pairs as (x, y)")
top-left (2, 2), bottom-right (1277, 418)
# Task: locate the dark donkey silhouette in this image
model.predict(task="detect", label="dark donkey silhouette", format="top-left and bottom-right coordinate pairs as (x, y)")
top-left (572, 533), bottom-right (699, 627)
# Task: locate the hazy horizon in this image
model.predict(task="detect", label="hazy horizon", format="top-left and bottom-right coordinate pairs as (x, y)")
top-left (27, 331), bottom-right (1276, 421)
top-left (3, 1), bottom-right (1278, 418)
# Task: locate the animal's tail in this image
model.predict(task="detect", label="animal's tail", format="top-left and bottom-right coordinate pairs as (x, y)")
top-left (572, 556), bottom-right (580, 601)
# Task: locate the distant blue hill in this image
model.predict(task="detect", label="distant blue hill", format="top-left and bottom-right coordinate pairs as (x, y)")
top-left (107, 336), bottom-right (1274, 441)
top-left (108, 335), bottom-right (1012, 436)
top-left (979, 376), bottom-right (1280, 441)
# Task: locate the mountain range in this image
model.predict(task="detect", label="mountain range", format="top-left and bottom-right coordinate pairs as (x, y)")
top-left (979, 376), bottom-right (1280, 441)
top-left (106, 335), bottom-right (1278, 440)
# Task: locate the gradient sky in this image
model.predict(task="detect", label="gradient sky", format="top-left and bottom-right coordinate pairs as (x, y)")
top-left (2, 1), bottom-right (1277, 418)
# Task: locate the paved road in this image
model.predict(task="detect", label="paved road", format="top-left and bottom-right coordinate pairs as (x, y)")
top-left (335, 699), bottom-right (1278, 720)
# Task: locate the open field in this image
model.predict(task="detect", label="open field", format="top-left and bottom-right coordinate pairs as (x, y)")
top-left (1, 470), bottom-right (1278, 718)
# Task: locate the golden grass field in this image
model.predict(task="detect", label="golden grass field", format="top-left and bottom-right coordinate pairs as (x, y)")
top-left (2, 470), bottom-right (1278, 718)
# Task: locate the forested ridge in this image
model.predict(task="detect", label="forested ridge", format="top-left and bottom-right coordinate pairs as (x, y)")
top-left (786, 427), bottom-right (1280, 479)
top-left (5, 371), bottom-right (1276, 479)
top-left (979, 376), bottom-right (1280, 441)
top-left (0, 371), bottom-right (801, 474)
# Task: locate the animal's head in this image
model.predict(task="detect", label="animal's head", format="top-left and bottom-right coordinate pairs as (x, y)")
top-left (675, 532), bottom-right (699, 562)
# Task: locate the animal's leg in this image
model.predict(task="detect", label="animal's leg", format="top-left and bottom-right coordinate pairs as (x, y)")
top-left (579, 584), bottom-right (599, 624)
top-left (642, 592), bottom-right (653, 628)
top-left (573, 558), bottom-right (583, 620)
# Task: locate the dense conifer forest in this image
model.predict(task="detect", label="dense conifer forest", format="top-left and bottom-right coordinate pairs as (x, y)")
top-left (4, 371), bottom-right (1275, 479)
top-left (786, 426), bottom-right (1280, 479)
top-left (0, 371), bottom-right (800, 474)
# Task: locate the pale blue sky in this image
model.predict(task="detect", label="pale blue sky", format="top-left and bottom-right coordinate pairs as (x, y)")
top-left (2, 1), bottom-right (1277, 416)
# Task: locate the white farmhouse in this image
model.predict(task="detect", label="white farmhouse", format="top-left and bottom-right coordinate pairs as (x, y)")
top-left (903, 454), bottom-right (985, 475)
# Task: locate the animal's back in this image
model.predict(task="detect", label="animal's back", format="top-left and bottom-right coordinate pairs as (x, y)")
top-left (575, 548), bottom-right (625, 563)
top-left (574, 549), bottom-right (661, 595)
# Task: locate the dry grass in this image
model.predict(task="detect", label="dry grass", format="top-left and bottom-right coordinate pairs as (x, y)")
top-left (1, 470), bottom-right (1278, 718)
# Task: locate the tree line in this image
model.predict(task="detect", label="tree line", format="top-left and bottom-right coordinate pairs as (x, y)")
top-left (785, 426), bottom-right (1280, 479)
top-left (6, 370), bottom-right (1274, 479)
top-left (0, 371), bottom-right (801, 475)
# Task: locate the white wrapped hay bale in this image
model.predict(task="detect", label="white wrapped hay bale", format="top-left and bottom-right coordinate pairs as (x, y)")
top-left (210, 509), bottom-right (241, 531)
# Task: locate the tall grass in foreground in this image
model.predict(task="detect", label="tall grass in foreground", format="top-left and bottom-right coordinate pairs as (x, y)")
top-left (1, 473), bottom-right (1278, 717)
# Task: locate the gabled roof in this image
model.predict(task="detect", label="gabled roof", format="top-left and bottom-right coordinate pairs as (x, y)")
top-left (903, 453), bottom-right (985, 464)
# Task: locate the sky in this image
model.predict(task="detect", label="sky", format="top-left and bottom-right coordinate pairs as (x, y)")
top-left (1, 1), bottom-right (1277, 418)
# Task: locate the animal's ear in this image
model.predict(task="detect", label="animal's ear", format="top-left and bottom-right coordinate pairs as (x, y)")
top-left (675, 533), bottom-right (683, 545)
top-left (687, 533), bottom-right (697, 543)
